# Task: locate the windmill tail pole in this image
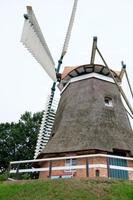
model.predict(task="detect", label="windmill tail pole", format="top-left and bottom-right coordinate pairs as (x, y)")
top-left (125, 68), bottom-right (133, 99)
top-left (90, 37), bottom-right (97, 64)
top-left (121, 61), bottom-right (133, 99)
top-left (119, 61), bottom-right (126, 80)
top-left (96, 47), bottom-right (133, 116)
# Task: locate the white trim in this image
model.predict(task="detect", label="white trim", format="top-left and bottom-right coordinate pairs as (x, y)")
top-left (10, 164), bottom-right (133, 174)
top-left (10, 153), bottom-right (133, 165)
top-left (71, 73), bottom-right (114, 83)
top-left (10, 154), bottom-right (133, 174)
top-left (89, 164), bottom-right (107, 169)
top-left (61, 73), bottom-right (115, 94)
top-left (10, 165), bottom-right (86, 174)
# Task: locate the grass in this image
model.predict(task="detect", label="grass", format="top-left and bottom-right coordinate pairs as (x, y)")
top-left (0, 178), bottom-right (133, 200)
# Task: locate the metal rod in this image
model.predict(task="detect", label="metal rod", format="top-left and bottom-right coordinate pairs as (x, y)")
top-left (96, 47), bottom-right (133, 115)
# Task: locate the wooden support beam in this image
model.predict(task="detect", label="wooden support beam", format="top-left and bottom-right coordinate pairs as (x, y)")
top-left (106, 157), bottom-right (110, 178)
top-left (90, 37), bottom-right (97, 64)
top-left (125, 69), bottom-right (133, 99)
top-left (86, 158), bottom-right (89, 177)
top-left (7, 163), bottom-right (11, 179)
top-left (119, 61), bottom-right (126, 81)
top-left (96, 47), bottom-right (133, 116)
top-left (16, 164), bottom-right (20, 180)
top-left (48, 161), bottom-right (52, 178)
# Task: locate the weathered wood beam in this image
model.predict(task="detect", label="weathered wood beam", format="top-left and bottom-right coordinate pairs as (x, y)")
top-left (90, 37), bottom-right (97, 64)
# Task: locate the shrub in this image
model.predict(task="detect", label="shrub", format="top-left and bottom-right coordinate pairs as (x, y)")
top-left (0, 172), bottom-right (8, 181)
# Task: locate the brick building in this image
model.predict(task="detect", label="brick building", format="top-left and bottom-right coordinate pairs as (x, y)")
top-left (34, 63), bottom-right (133, 180)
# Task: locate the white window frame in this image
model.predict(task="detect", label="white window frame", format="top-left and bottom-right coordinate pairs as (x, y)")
top-left (65, 158), bottom-right (76, 172)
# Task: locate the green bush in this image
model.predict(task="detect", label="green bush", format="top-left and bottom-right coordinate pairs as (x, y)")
top-left (20, 173), bottom-right (31, 180)
top-left (0, 172), bottom-right (8, 181)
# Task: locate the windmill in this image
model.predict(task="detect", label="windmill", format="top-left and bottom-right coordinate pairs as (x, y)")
top-left (21, 1), bottom-right (78, 159)
top-left (29, 36), bottom-right (133, 180)
top-left (20, 2), bottom-right (133, 180)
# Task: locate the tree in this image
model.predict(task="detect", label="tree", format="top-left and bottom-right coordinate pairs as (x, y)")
top-left (0, 111), bottom-right (42, 173)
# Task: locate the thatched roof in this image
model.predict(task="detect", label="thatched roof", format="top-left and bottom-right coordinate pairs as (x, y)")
top-left (40, 65), bottom-right (133, 156)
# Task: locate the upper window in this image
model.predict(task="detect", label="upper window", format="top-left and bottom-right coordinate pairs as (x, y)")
top-left (104, 97), bottom-right (113, 107)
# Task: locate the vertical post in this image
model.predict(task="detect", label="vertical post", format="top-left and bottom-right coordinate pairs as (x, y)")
top-left (16, 164), bottom-right (20, 180)
top-left (106, 157), bottom-right (110, 178)
top-left (119, 61), bottom-right (126, 81)
top-left (7, 163), bottom-right (11, 179)
top-left (86, 158), bottom-right (89, 177)
top-left (48, 161), bottom-right (52, 178)
top-left (90, 37), bottom-right (97, 64)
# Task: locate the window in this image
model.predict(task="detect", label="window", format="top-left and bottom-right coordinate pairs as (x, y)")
top-left (104, 97), bottom-right (113, 107)
top-left (95, 169), bottom-right (100, 177)
top-left (108, 157), bottom-right (128, 180)
top-left (65, 159), bottom-right (76, 172)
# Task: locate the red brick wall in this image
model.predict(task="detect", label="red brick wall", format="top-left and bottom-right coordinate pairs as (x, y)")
top-left (128, 160), bottom-right (133, 180)
top-left (91, 157), bottom-right (108, 178)
top-left (39, 156), bottom-right (108, 179)
top-left (39, 156), bottom-right (133, 180)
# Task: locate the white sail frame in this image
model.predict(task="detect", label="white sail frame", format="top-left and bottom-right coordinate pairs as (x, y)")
top-left (21, 6), bottom-right (57, 82)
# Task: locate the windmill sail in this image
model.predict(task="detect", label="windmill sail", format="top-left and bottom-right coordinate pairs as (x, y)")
top-left (61, 0), bottom-right (78, 57)
top-left (21, 6), bottom-right (57, 82)
top-left (33, 1), bottom-right (78, 158)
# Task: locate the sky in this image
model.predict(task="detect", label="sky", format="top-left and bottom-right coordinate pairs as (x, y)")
top-left (0, 0), bottom-right (133, 124)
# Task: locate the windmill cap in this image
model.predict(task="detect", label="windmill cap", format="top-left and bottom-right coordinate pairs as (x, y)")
top-left (61, 64), bottom-right (120, 81)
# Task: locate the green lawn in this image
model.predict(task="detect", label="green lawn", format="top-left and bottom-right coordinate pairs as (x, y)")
top-left (0, 178), bottom-right (133, 200)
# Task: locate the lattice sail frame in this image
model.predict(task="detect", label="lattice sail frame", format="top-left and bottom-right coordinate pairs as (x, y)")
top-left (34, 95), bottom-right (59, 159)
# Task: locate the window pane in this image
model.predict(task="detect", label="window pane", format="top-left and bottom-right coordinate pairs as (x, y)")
top-left (65, 159), bottom-right (70, 166)
top-left (72, 159), bottom-right (76, 166)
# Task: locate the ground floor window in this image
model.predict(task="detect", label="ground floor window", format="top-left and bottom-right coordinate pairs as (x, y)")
top-left (108, 157), bottom-right (128, 180)
top-left (65, 158), bottom-right (76, 172)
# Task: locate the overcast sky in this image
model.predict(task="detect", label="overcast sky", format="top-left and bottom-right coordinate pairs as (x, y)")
top-left (0, 0), bottom-right (133, 124)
